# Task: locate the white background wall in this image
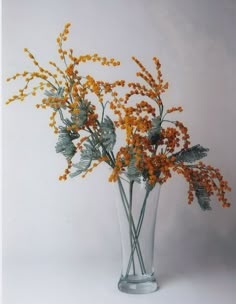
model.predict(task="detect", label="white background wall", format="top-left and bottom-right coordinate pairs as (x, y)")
top-left (2, 0), bottom-right (236, 303)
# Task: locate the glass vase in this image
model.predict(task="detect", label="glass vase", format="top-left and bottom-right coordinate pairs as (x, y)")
top-left (115, 176), bottom-right (161, 294)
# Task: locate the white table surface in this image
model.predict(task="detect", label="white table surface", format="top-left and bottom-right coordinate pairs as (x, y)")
top-left (3, 255), bottom-right (235, 304)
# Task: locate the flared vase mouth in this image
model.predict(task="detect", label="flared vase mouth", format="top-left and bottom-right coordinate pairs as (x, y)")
top-left (115, 172), bottom-right (162, 191)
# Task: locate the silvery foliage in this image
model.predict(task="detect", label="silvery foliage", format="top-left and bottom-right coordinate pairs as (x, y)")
top-left (148, 117), bottom-right (161, 144)
top-left (70, 115), bottom-right (116, 177)
top-left (71, 100), bottom-right (90, 127)
top-left (173, 144), bottom-right (209, 164)
top-left (100, 116), bottom-right (116, 152)
top-left (173, 144), bottom-right (211, 210)
top-left (126, 154), bottom-right (141, 183)
top-left (193, 180), bottom-right (212, 210)
top-left (70, 134), bottom-right (102, 177)
top-left (55, 126), bottom-right (80, 160)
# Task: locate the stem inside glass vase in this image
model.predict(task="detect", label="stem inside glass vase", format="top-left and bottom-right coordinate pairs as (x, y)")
top-left (116, 176), bottom-right (161, 294)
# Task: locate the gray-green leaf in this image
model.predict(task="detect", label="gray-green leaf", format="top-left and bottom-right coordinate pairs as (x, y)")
top-left (70, 136), bottom-right (101, 177)
top-left (100, 116), bottom-right (116, 151)
top-left (55, 126), bottom-right (79, 160)
top-left (45, 87), bottom-right (64, 98)
top-left (173, 144), bottom-right (209, 163)
top-left (71, 101), bottom-right (91, 127)
top-left (193, 180), bottom-right (212, 210)
top-left (148, 116), bottom-right (161, 144)
top-left (126, 154), bottom-right (141, 182)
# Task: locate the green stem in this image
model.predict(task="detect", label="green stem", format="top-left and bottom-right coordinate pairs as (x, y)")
top-left (125, 189), bottom-right (151, 277)
top-left (58, 108), bottom-right (69, 125)
top-left (117, 178), bottom-right (146, 275)
top-left (129, 181), bottom-right (135, 275)
top-left (84, 129), bottom-right (145, 274)
top-left (40, 77), bottom-right (58, 90)
top-left (110, 151), bottom-right (116, 163)
top-left (101, 101), bottom-right (109, 123)
top-left (161, 119), bottom-right (176, 124)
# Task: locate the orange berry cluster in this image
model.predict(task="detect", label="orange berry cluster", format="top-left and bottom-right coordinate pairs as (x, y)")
top-left (166, 106), bottom-right (183, 113)
top-left (175, 121), bottom-right (191, 149)
top-left (160, 127), bottom-right (181, 153)
top-left (59, 160), bottom-right (72, 181)
top-left (5, 23), bottom-right (231, 209)
top-left (5, 23), bottom-right (125, 181)
top-left (172, 162), bottom-right (231, 208)
top-left (123, 57), bottom-right (168, 107)
top-left (108, 56), bottom-right (231, 207)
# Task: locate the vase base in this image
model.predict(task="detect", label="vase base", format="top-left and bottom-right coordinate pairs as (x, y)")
top-left (118, 274), bottom-right (159, 294)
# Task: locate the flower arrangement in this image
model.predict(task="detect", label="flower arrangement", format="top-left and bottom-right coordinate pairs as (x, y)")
top-left (6, 23), bottom-right (231, 210)
top-left (6, 22), bottom-right (232, 294)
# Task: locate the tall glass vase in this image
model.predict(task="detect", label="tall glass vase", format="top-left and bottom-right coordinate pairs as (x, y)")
top-left (115, 176), bottom-right (161, 294)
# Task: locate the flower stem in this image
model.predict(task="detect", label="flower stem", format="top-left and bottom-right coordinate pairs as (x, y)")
top-left (117, 178), bottom-right (146, 275)
top-left (129, 181), bottom-right (136, 275)
top-left (125, 188), bottom-right (151, 277)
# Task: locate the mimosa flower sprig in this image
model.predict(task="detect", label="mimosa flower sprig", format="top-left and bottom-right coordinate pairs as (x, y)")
top-left (6, 23), bottom-right (231, 210)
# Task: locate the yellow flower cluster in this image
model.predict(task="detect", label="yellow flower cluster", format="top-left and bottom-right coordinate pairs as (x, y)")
top-left (108, 56), bottom-right (231, 207)
top-left (172, 162), bottom-right (231, 207)
top-left (5, 23), bottom-right (231, 209)
top-left (5, 23), bottom-right (125, 179)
